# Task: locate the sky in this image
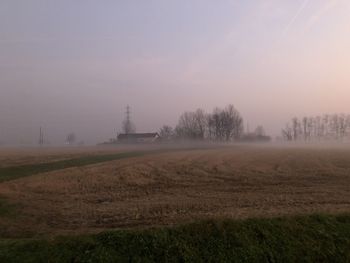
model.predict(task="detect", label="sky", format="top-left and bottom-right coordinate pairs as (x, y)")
top-left (1, 0), bottom-right (350, 145)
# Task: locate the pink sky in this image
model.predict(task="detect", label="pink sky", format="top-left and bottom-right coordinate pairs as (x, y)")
top-left (0, 0), bottom-right (350, 144)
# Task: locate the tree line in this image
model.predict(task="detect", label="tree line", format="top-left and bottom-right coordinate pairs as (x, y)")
top-left (282, 114), bottom-right (350, 141)
top-left (160, 104), bottom-right (244, 142)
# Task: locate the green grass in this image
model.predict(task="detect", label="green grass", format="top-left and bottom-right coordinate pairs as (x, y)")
top-left (0, 148), bottom-right (195, 182)
top-left (0, 198), bottom-right (16, 218)
top-left (0, 151), bottom-right (145, 182)
top-left (0, 214), bottom-right (349, 262)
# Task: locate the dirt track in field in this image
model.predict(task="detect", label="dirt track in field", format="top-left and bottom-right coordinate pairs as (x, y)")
top-left (1, 144), bottom-right (350, 237)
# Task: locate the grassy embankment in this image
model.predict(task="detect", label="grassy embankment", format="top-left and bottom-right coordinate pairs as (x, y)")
top-left (0, 214), bottom-right (349, 262)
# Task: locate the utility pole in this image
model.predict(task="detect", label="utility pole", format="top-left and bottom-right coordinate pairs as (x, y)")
top-left (126, 105), bottom-right (131, 132)
top-left (39, 127), bottom-right (44, 146)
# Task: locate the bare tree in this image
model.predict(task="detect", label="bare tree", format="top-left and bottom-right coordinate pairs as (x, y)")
top-left (39, 127), bottom-right (44, 146)
top-left (339, 114), bottom-right (346, 140)
top-left (66, 132), bottom-right (76, 145)
top-left (174, 104), bottom-right (243, 142)
top-left (346, 115), bottom-right (350, 136)
top-left (292, 117), bottom-right (301, 141)
top-left (330, 114), bottom-right (339, 140)
top-left (207, 107), bottom-right (222, 141)
top-left (307, 117), bottom-right (314, 140)
top-left (255, 125), bottom-right (266, 137)
top-left (302, 117), bottom-right (308, 141)
top-left (283, 113), bottom-right (350, 141)
top-left (175, 108), bottom-right (207, 140)
top-left (282, 124), bottom-right (293, 141)
top-left (194, 108), bottom-right (207, 139)
top-left (207, 105), bottom-right (243, 141)
top-left (226, 104), bottom-right (243, 140)
top-left (159, 125), bottom-right (174, 140)
top-left (175, 112), bottom-right (195, 139)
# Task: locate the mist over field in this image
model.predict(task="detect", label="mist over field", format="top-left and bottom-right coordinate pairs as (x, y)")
top-left (1, 0), bottom-right (350, 145)
top-left (2, 2), bottom-right (350, 261)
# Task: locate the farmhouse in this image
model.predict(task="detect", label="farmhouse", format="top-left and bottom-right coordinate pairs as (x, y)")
top-left (117, 133), bottom-right (160, 143)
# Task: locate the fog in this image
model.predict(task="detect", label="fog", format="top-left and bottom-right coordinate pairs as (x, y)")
top-left (1, 1), bottom-right (350, 145)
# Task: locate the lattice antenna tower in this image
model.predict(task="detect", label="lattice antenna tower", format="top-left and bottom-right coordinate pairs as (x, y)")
top-left (126, 105), bottom-right (131, 125)
top-left (124, 105), bottom-right (134, 134)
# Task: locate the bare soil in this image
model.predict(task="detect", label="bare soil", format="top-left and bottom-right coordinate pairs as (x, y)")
top-left (1, 144), bottom-right (350, 237)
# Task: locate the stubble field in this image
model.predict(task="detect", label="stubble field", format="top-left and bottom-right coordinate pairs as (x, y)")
top-left (0, 144), bottom-right (350, 238)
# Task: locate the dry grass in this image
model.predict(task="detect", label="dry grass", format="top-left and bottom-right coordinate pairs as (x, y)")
top-left (0, 145), bottom-right (168, 168)
top-left (1, 144), bottom-right (350, 237)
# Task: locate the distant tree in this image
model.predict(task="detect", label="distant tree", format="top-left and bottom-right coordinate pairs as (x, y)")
top-left (239, 125), bottom-right (271, 142)
top-left (66, 133), bottom-right (76, 145)
top-left (292, 117), bottom-right (300, 141)
top-left (193, 108), bottom-right (207, 139)
top-left (323, 114), bottom-right (329, 138)
top-left (39, 127), bottom-right (44, 146)
top-left (175, 112), bottom-right (195, 139)
top-left (302, 117), bottom-right (308, 141)
top-left (159, 125), bottom-right (174, 140)
top-left (225, 104), bottom-right (244, 140)
top-left (207, 108), bottom-right (222, 141)
top-left (307, 117), bottom-right (314, 140)
top-left (282, 124), bottom-right (293, 141)
top-left (346, 115), bottom-right (350, 137)
top-left (282, 113), bottom-right (350, 142)
top-left (254, 126), bottom-right (266, 137)
top-left (175, 108), bottom-right (207, 140)
top-left (315, 116), bottom-right (323, 139)
top-left (174, 104), bottom-right (243, 142)
top-left (339, 114), bottom-right (346, 140)
top-left (207, 105), bottom-right (243, 141)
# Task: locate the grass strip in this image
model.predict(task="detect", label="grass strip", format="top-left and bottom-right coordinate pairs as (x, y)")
top-left (0, 213), bottom-right (349, 262)
top-left (0, 148), bottom-right (189, 182)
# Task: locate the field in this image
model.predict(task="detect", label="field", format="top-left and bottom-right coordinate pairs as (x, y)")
top-left (0, 144), bottom-right (350, 239)
top-left (0, 145), bottom-right (172, 168)
top-left (0, 144), bottom-right (350, 262)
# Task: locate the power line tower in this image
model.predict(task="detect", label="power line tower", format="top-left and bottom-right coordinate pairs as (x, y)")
top-left (126, 105), bottom-right (131, 127)
top-left (122, 105), bottom-right (135, 134)
top-left (39, 127), bottom-right (44, 146)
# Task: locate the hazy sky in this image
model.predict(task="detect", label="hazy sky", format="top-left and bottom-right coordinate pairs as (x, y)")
top-left (1, 0), bottom-right (350, 145)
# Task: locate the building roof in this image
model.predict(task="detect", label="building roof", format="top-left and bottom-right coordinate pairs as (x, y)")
top-left (117, 133), bottom-right (159, 140)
